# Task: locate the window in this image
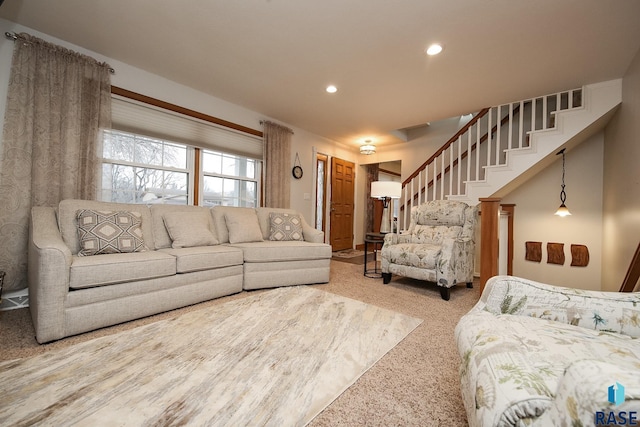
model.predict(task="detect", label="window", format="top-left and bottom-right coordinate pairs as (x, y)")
top-left (201, 150), bottom-right (259, 207)
top-left (101, 130), bottom-right (192, 204)
top-left (102, 89), bottom-right (264, 207)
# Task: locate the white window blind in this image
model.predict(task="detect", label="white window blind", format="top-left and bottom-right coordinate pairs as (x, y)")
top-left (111, 96), bottom-right (263, 160)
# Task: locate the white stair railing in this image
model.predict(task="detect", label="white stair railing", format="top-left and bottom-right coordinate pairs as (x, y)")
top-left (400, 87), bottom-right (583, 229)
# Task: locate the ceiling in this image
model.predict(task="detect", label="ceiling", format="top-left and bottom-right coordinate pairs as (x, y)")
top-left (2, 0), bottom-right (640, 150)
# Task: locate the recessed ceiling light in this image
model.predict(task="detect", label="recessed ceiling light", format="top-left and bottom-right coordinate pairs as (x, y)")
top-left (326, 85), bottom-right (338, 93)
top-left (426, 44), bottom-right (443, 56)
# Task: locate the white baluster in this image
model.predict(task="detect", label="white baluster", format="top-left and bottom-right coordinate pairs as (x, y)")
top-left (457, 135), bottom-right (462, 195)
top-left (449, 144), bottom-right (454, 197)
top-left (508, 103), bottom-right (513, 150)
top-left (475, 123), bottom-right (480, 181)
top-left (441, 150), bottom-right (445, 198)
top-left (531, 98), bottom-right (536, 133)
top-left (418, 168), bottom-right (422, 204)
top-left (569, 89), bottom-right (573, 109)
top-left (433, 154), bottom-right (438, 200)
top-left (519, 101), bottom-right (524, 148)
top-left (496, 105), bottom-right (501, 165)
top-left (467, 128), bottom-right (472, 183)
top-left (487, 108), bottom-right (492, 166)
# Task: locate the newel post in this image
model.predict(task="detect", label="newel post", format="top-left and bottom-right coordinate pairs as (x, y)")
top-left (479, 198), bottom-right (501, 293)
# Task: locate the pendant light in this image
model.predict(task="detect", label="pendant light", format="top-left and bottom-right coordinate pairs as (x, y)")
top-left (554, 148), bottom-right (571, 217)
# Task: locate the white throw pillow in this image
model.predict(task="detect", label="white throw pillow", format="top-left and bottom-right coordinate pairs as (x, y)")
top-left (225, 209), bottom-right (264, 244)
top-left (163, 211), bottom-right (219, 248)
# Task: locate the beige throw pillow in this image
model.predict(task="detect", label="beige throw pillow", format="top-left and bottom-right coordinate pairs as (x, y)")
top-left (163, 211), bottom-right (219, 248)
top-left (76, 210), bottom-right (147, 256)
top-left (225, 209), bottom-right (263, 244)
top-left (269, 212), bottom-right (304, 241)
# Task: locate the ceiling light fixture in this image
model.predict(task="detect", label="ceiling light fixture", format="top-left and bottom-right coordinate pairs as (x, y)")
top-left (426, 43), bottom-right (443, 56)
top-left (554, 148), bottom-right (572, 217)
top-left (360, 140), bottom-right (376, 155)
top-left (326, 85), bottom-right (337, 93)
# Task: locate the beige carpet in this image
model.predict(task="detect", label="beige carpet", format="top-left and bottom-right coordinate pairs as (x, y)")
top-left (0, 260), bottom-right (480, 426)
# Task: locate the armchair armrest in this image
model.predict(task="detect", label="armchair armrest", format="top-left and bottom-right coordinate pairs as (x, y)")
top-left (383, 232), bottom-right (411, 246)
top-left (28, 206), bottom-right (72, 343)
top-left (477, 275), bottom-right (640, 338)
top-left (437, 237), bottom-right (475, 287)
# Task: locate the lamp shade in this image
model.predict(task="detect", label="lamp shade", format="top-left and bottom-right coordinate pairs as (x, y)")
top-left (371, 181), bottom-right (402, 199)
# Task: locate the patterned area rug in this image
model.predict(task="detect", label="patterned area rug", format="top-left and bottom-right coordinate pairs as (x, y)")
top-left (332, 248), bottom-right (365, 258)
top-left (0, 286), bottom-right (421, 426)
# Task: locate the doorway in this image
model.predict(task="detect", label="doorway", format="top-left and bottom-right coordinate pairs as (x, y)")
top-left (329, 157), bottom-right (355, 251)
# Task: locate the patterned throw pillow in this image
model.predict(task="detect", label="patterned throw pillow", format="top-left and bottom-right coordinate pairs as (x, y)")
top-left (269, 212), bottom-right (303, 241)
top-left (76, 210), bottom-right (146, 256)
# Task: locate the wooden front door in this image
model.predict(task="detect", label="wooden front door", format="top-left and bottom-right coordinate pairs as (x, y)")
top-left (330, 157), bottom-right (355, 251)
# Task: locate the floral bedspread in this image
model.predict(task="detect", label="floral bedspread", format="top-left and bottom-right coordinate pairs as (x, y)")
top-left (455, 276), bottom-right (640, 427)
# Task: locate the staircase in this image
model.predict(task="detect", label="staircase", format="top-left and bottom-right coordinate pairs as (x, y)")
top-left (399, 79), bottom-right (622, 228)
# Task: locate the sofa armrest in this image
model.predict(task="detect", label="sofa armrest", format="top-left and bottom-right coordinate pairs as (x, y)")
top-left (302, 222), bottom-right (324, 243)
top-left (28, 206), bottom-right (72, 343)
top-left (477, 275), bottom-right (640, 337)
top-left (532, 359), bottom-right (640, 427)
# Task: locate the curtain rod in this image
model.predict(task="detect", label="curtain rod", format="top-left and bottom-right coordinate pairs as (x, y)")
top-left (4, 31), bottom-right (115, 74)
top-left (259, 120), bottom-right (294, 134)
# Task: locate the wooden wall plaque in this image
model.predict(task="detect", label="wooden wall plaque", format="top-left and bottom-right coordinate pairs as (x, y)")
top-left (570, 244), bottom-right (589, 267)
top-left (525, 241), bottom-right (542, 262)
top-left (547, 243), bottom-right (565, 265)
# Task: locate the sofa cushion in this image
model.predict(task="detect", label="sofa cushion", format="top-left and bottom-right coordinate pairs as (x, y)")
top-left (150, 204), bottom-right (218, 250)
top-left (159, 246), bottom-right (244, 273)
top-left (410, 225), bottom-right (462, 245)
top-left (383, 242), bottom-right (441, 269)
top-left (59, 199), bottom-right (154, 255)
top-left (228, 241), bottom-right (331, 262)
top-left (76, 210), bottom-right (147, 256)
top-left (412, 200), bottom-right (467, 227)
top-left (269, 212), bottom-right (303, 241)
top-left (210, 206), bottom-right (237, 244)
top-left (224, 208), bottom-right (263, 244)
top-left (163, 211), bottom-right (219, 248)
top-left (70, 251), bottom-right (176, 289)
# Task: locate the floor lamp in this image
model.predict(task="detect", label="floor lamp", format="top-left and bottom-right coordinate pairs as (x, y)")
top-left (371, 181), bottom-right (402, 233)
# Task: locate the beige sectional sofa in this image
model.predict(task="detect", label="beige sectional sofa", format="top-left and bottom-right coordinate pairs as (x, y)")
top-left (28, 199), bottom-right (331, 343)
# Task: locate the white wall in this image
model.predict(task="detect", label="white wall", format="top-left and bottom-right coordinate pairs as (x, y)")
top-left (0, 18), bottom-right (359, 237)
top-left (500, 132), bottom-right (604, 290)
top-left (602, 47), bottom-right (640, 291)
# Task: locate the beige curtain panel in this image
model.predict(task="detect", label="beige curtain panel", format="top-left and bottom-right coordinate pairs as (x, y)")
top-left (263, 121), bottom-right (293, 209)
top-left (0, 33), bottom-right (112, 291)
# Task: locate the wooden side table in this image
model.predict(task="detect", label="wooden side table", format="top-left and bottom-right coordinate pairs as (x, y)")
top-left (364, 233), bottom-right (385, 278)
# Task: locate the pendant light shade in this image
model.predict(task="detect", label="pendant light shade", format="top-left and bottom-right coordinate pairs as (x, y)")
top-left (554, 149), bottom-right (571, 217)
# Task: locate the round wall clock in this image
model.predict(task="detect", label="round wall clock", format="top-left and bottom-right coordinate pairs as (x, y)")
top-left (292, 152), bottom-right (303, 179)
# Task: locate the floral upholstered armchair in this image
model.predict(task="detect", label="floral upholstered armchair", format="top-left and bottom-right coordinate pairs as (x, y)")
top-left (381, 200), bottom-right (477, 300)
